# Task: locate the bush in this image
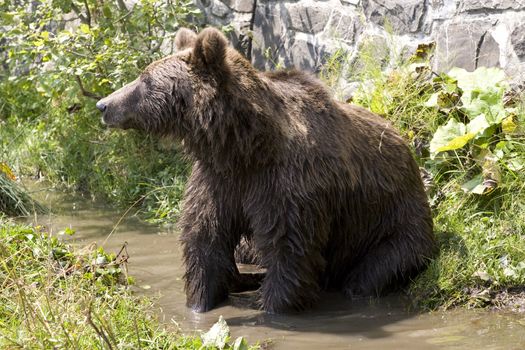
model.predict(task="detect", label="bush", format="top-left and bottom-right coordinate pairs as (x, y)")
top-left (0, 0), bottom-right (198, 222)
top-left (0, 163), bottom-right (45, 216)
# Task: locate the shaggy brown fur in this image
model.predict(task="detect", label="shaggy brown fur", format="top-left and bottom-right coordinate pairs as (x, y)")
top-left (96, 27), bottom-right (436, 313)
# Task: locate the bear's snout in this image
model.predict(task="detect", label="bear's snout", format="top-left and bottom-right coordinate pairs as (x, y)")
top-left (95, 80), bottom-right (142, 129)
top-left (95, 100), bottom-right (107, 112)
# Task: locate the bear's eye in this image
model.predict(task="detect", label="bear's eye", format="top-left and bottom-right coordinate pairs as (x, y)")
top-left (141, 75), bottom-right (154, 88)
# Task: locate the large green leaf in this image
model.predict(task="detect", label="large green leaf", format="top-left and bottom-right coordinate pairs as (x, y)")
top-left (448, 67), bottom-right (508, 123)
top-left (462, 90), bottom-right (506, 123)
top-left (466, 114), bottom-right (490, 135)
top-left (448, 67), bottom-right (507, 96)
top-left (429, 115), bottom-right (492, 157)
top-left (430, 119), bottom-right (474, 157)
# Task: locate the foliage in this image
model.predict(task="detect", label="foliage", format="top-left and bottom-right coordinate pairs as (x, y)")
top-left (201, 316), bottom-right (252, 350)
top-left (0, 162), bottom-right (45, 216)
top-left (350, 42), bottom-right (525, 309)
top-left (425, 67), bottom-right (522, 195)
top-left (0, 0), bottom-right (197, 222)
top-left (0, 219), bottom-right (258, 349)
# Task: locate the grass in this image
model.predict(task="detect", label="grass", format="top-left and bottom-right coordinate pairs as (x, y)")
top-left (0, 218), bottom-right (257, 349)
top-left (0, 102), bottom-right (189, 224)
top-left (0, 170), bottom-right (45, 217)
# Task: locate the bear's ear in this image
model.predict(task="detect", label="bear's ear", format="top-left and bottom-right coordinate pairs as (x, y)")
top-left (192, 27), bottom-right (228, 68)
top-left (175, 28), bottom-right (197, 51)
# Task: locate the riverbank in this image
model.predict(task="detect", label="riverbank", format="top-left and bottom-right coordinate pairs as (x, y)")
top-left (0, 218), bottom-right (257, 349)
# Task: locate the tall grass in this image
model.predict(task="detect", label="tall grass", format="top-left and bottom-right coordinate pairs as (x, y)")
top-left (0, 171), bottom-right (44, 216)
top-left (0, 219), bottom-right (257, 349)
top-left (0, 102), bottom-right (189, 223)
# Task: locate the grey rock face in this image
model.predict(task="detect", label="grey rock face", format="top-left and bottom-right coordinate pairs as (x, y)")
top-left (460, 0), bottom-right (525, 11)
top-left (326, 9), bottom-right (361, 44)
top-left (434, 21), bottom-right (500, 72)
top-left (477, 32), bottom-right (500, 68)
top-left (350, 35), bottom-right (390, 77)
top-left (512, 23), bottom-right (525, 61)
top-left (251, 1), bottom-right (290, 70)
top-left (362, 0), bottom-right (427, 34)
top-left (341, 0), bottom-right (360, 5)
top-left (286, 2), bottom-right (332, 34)
top-left (221, 0), bottom-right (254, 13)
top-left (211, 0), bottom-right (230, 17)
top-left (195, 0), bottom-right (525, 81)
top-left (289, 35), bottom-right (334, 71)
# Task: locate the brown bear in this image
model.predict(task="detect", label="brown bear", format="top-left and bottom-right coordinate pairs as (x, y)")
top-left (96, 27), bottom-right (436, 313)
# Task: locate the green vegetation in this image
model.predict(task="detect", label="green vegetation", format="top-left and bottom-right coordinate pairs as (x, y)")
top-left (0, 218), bottom-right (257, 349)
top-left (0, 0), bottom-right (193, 222)
top-left (344, 44), bottom-right (525, 310)
top-left (0, 163), bottom-right (45, 216)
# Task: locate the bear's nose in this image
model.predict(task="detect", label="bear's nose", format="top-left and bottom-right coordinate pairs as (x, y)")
top-left (96, 101), bottom-right (107, 112)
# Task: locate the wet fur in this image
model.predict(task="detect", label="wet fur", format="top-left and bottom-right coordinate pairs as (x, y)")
top-left (98, 28), bottom-right (437, 313)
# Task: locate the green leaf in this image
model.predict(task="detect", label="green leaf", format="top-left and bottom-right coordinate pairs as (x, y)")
top-left (424, 92), bottom-right (438, 107)
top-left (466, 114), bottom-right (490, 135)
top-left (79, 24), bottom-right (91, 35)
top-left (233, 337), bottom-right (249, 350)
top-left (508, 158), bottom-right (524, 172)
top-left (472, 270), bottom-right (492, 281)
top-left (448, 67), bottom-right (508, 126)
top-left (502, 116), bottom-right (517, 134)
top-left (430, 119), bottom-right (474, 157)
top-left (461, 174), bottom-right (485, 194)
top-left (202, 316), bottom-right (230, 349)
top-left (463, 90), bottom-right (506, 123)
top-left (103, 5), bottom-right (113, 18)
top-left (448, 67), bottom-right (507, 96)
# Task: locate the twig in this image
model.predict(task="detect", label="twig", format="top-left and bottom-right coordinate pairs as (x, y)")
top-left (70, 2), bottom-right (89, 24)
top-left (133, 316), bottom-right (142, 350)
top-left (82, 0), bottom-right (92, 27)
top-left (113, 10), bottom-right (134, 25)
top-left (117, 0), bottom-right (128, 12)
top-left (75, 76), bottom-right (102, 100)
top-left (86, 303), bottom-right (114, 350)
top-left (114, 242), bottom-right (129, 261)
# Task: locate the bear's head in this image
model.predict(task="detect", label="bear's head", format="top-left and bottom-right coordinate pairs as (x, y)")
top-left (95, 27), bottom-right (232, 134)
top-left (97, 27), bottom-right (281, 171)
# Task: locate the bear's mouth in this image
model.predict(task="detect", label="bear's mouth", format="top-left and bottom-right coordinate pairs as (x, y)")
top-left (101, 112), bottom-right (133, 130)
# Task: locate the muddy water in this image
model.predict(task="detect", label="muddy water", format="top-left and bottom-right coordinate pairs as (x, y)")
top-left (30, 189), bottom-right (525, 350)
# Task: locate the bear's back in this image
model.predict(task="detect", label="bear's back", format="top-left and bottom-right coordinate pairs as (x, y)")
top-left (259, 69), bottom-right (420, 195)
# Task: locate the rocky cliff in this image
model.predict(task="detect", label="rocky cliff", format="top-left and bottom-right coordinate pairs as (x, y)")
top-left (195, 0), bottom-right (525, 82)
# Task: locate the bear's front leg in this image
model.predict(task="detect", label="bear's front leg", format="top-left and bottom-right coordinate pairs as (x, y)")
top-left (179, 173), bottom-right (241, 312)
top-left (182, 233), bottom-right (238, 312)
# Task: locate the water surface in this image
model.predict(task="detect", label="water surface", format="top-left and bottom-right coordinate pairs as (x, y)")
top-left (30, 189), bottom-right (525, 349)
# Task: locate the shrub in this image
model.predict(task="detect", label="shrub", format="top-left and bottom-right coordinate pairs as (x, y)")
top-left (0, 0), bottom-right (198, 221)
